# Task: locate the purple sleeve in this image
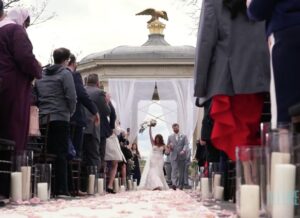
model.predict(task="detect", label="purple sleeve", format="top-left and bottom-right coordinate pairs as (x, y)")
top-left (12, 25), bottom-right (42, 79)
top-left (247, 0), bottom-right (276, 21)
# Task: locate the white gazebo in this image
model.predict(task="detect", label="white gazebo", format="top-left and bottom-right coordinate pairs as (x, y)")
top-left (77, 19), bottom-right (203, 151)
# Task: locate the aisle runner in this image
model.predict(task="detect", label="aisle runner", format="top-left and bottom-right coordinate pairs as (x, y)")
top-left (1, 190), bottom-right (221, 218)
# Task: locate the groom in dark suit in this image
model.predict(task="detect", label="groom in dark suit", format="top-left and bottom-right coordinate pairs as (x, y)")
top-left (167, 123), bottom-right (189, 190)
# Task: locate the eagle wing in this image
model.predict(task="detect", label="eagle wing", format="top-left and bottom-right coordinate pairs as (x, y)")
top-left (136, 8), bottom-right (156, 16)
top-left (162, 11), bottom-right (168, 21)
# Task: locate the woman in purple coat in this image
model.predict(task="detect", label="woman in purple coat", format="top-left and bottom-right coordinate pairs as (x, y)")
top-left (0, 3), bottom-right (42, 154)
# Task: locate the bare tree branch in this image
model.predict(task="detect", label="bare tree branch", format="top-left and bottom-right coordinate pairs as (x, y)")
top-left (3, 0), bottom-right (55, 25)
top-left (3, 0), bottom-right (21, 9)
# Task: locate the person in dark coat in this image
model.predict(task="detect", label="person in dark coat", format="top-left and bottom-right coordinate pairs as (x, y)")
top-left (247, 0), bottom-right (300, 124)
top-left (130, 143), bottom-right (141, 185)
top-left (67, 55), bottom-right (99, 158)
top-left (194, 0), bottom-right (270, 161)
top-left (0, 4), bottom-right (42, 154)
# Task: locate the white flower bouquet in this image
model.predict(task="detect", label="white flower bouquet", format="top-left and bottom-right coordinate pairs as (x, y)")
top-left (139, 119), bottom-right (157, 133)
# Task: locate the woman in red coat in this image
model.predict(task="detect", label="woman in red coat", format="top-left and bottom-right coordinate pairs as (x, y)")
top-left (0, 4), bottom-right (42, 154)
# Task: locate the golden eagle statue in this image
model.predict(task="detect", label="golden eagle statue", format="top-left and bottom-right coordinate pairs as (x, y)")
top-left (136, 8), bottom-right (168, 24)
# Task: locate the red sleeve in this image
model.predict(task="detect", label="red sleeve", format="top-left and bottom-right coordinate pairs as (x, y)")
top-left (12, 25), bottom-right (42, 79)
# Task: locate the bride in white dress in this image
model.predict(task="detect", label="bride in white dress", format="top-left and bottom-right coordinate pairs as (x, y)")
top-left (139, 125), bottom-right (170, 191)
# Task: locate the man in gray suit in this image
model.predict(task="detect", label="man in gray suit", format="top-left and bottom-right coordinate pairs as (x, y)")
top-left (83, 74), bottom-right (110, 167)
top-left (167, 123), bottom-right (189, 190)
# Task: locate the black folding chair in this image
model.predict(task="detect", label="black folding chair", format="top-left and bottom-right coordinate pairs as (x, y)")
top-left (0, 138), bottom-right (15, 200)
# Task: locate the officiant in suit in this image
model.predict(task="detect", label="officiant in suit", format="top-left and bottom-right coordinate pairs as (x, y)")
top-left (167, 123), bottom-right (189, 190)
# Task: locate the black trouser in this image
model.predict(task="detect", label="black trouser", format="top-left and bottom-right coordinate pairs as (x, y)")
top-left (82, 134), bottom-right (100, 166)
top-left (70, 124), bottom-right (84, 158)
top-left (273, 25), bottom-right (300, 122)
top-left (99, 136), bottom-right (106, 163)
top-left (47, 121), bottom-right (69, 195)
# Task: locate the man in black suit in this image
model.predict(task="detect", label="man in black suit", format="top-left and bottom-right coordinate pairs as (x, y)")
top-left (67, 55), bottom-right (99, 158)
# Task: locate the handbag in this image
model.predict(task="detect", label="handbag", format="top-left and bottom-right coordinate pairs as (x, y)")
top-left (28, 106), bottom-right (41, 136)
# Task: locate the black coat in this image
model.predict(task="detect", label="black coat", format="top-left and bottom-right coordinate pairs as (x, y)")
top-left (70, 72), bottom-right (97, 127)
top-left (100, 101), bottom-right (116, 138)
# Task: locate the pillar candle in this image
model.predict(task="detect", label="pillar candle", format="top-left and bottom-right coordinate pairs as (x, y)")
top-left (11, 172), bottom-right (22, 202)
top-left (271, 152), bottom-right (290, 190)
top-left (127, 180), bottom-right (132, 190)
top-left (97, 178), bottom-right (104, 194)
top-left (213, 174), bottom-right (221, 191)
top-left (114, 178), bottom-right (119, 193)
top-left (120, 185), bottom-right (126, 192)
top-left (201, 177), bottom-right (210, 199)
top-left (88, 174), bottom-right (95, 195)
top-left (272, 164), bottom-right (296, 218)
top-left (240, 185), bottom-right (260, 218)
top-left (133, 181), bottom-right (137, 191)
top-left (214, 186), bottom-right (224, 201)
top-left (21, 166), bottom-right (31, 201)
top-left (37, 182), bottom-right (48, 201)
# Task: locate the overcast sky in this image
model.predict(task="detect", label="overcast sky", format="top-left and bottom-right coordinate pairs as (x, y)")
top-left (16, 0), bottom-right (199, 157)
top-left (19, 0), bottom-right (200, 65)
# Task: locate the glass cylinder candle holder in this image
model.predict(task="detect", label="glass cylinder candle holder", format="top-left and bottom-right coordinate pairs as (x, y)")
top-left (236, 146), bottom-right (267, 218)
top-left (34, 164), bottom-right (51, 201)
top-left (209, 162), bottom-right (224, 201)
top-left (87, 166), bottom-right (98, 195)
top-left (266, 130), bottom-right (296, 218)
top-left (200, 165), bottom-right (213, 202)
top-left (10, 151), bottom-right (34, 202)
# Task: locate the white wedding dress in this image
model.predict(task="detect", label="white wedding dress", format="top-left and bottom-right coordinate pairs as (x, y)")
top-left (139, 145), bottom-right (169, 190)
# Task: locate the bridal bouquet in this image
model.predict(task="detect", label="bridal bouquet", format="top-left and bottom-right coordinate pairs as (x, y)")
top-left (139, 119), bottom-right (157, 133)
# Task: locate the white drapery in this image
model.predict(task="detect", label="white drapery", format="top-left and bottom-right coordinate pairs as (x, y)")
top-left (109, 79), bottom-right (155, 143)
top-left (109, 79), bottom-right (199, 143)
top-left (156, 79), bottom-right (198, 142)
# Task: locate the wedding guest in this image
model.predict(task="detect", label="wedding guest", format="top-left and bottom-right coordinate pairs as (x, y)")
top-left (164, 151), bottom-right (172, 185)
top-left (194, 0), bottom-right (270, 161)
top-left (104, 101), bottom-right (126, 193)
top-left (118, 130), bottom-right (132, 186)
top-left (67, 55), bottom-right (99, 158)
top-left (83, 74), bottom-right (109, 167)
top-left (184, 147), bottom-right (192, 189)
top-left (7, 7), bottom-right (30, 28)
top-left (99, 92), bottom-right (113, 167)
top-left (0, 4), bottom-right (42, 154)
top-left (131, 143), bottom-right (141, 185)
top-left (247, 0), bottom-right (300, 124)
top-left (0, 4), bottom-right (41, 200)
top-left (35, 47), bottom-right (76, 197)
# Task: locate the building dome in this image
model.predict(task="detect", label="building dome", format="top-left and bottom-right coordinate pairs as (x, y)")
top-left (80, 34), bottom-right (195, 64)
top-left (77, 18), bottom-right (195, 80)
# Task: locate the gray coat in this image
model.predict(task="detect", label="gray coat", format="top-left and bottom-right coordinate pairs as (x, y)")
top-left (84, 86), bottom-right (110, 142)
top-left (35, 65), bottom-right (77, 123)
top-left (167, 134), bottom-right (189, 161)
top-left (194, 0), bottom-right (270, 103)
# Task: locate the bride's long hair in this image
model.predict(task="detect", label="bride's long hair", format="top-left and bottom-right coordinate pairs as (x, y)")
top-left (154, 134), bottom-right (165, 147)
